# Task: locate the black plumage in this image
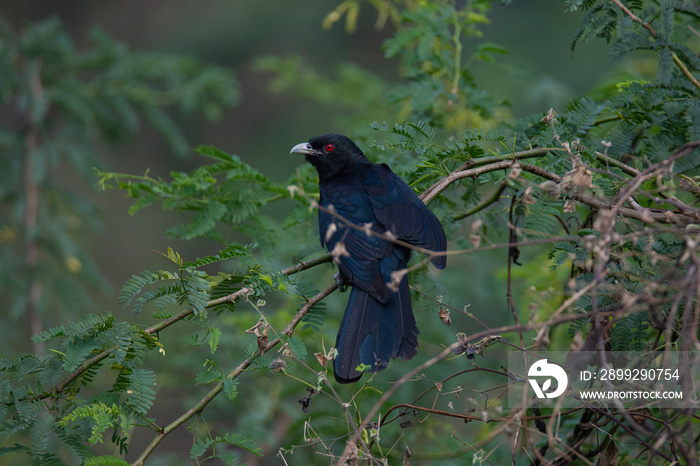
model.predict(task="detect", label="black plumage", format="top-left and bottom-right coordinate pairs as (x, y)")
top-left (290, 134), bottom-right (446, 383)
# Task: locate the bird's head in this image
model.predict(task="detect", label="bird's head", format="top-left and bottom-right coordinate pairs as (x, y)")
top-left (290, 134), bottom-right (365, 180)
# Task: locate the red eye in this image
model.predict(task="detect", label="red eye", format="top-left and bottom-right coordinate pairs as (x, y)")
top-left (325, 144), bottom-right (335, 152)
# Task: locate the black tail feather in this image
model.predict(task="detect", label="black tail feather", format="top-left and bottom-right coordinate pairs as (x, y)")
top-left (333, 276), bottom-right (418, 384)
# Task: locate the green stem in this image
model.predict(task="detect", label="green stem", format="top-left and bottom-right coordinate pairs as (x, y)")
top-left (453, 182), bottom-right (507, 221)
top-left (131, 281), bottom-right (337, 465)
top-left (451, 9), bottom-right (462, 95)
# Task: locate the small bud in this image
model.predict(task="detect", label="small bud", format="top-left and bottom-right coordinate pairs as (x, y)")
top-left (330, 242), bottom-right (350, 263)
top-left (521, 186), bottom-right (536, 205)
top-left (539, 181), bottom-right (560, 201)
top-left (508, 162), bottom-right (522, 181)
top-left (270, 358), bottom-right (287, 373)
top-left (439, 307), bottom-right (451, 326)
top-left (470, 218), bottom-right (483, 233)
top-left (298, 388), bottom-right (316, 414)
top-left (453, 333), bottom-right (475, 358)
top-left (470, 219), bottom-right (482, 248)
top-left (582, 234), bottom-right (597, 251)
top-left (540, 108), bottom-right (556, 125)
top-left (572, 166), bottom-right (593, 189)
top-left (470, 234), bottom-right (481, 248)
top-left (563, 199), bottom-right (576, 213)
top-left (328, 348), bottom-right (339, 360)
top-left (325, 223), bottom-right (338, 242)
top-left (388, 268), bottom-right (408, 292)
top-left (314, 352), bottom-right (328, 367)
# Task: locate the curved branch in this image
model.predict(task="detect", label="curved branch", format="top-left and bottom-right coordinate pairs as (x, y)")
top-left (420, 147), bottom-right (561, 204)
top-left (20, 252), bottom-right (333, 405)
top-left (337, 309), bottom-right (623, 465)
top-left (131, 281), bottom-right (338, 466)
top-left (420, 139), bottom-right (700, 225)
top-left (611, 0), bottom-right (700, 90)
top-left (453, 181), bottom-right (507, 220)
top-left (519, 163), bottom-right (700, 224)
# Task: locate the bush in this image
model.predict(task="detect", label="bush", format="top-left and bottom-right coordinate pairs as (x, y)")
top-left (2, 2), bottom-right (699, 464)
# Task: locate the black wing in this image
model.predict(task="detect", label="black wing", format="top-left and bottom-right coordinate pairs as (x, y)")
top-left (319, 160), bottom-right (445, 302)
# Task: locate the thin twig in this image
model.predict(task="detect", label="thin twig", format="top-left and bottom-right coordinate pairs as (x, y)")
top-left (17, 252), bottom-right (332, 405)
top-left (131, 281), bottom-right (338, 465)
top-left (610, 0), bottom-right (700, 90)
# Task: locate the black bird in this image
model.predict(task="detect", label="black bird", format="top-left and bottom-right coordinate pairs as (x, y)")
top-left (290, 134), bottom-right (446, 383)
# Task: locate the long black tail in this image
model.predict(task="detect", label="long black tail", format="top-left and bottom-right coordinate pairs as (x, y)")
top-left (333, 275), bottom-right (418, 384)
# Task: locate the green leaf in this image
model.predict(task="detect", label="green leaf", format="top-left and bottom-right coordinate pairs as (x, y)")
top-left (283, 336), bottom-right (307, 360)
top-left (83, 456), bottom-right (130, 466)
top-left (223, 379), bottom-right (238, 402)
top-left (118, 271), bottom-right (178, 310)
top-left (190, 433), bottom-right (263, 460)
top-left (31, 325), bottom-right (66, 344)
top-left (126, 370), bottom-right (156, 415)
top-left (209, 327), bottom-right (222, 354)
top-left (183, 243), bottom-right (254, 268)
top-left (195, 367), bottom-right (221, 385)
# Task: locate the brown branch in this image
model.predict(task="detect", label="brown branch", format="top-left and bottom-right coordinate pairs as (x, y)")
top-left (418, 143), bottom-right (700, 224)
top-left (453, 181), bottom-right (507, 220)
top-left (131, 281), bottom-right (338, 466)
top-left (336, 309), bottom-right (623, 465)
top-left (577, 401), bottom-right (674, 463)
top-left (420, 148), bottom-right (559, 205)
top-left (519, 161), bottom-right (700, 224)
top-left (610, 0), bottom-right (700, 90)
top-left (609, 140), bottom-right (700, 217)
top-left (24, 61), bottom-right (44, 355)
top-left (18, 251), bottom-right (333, 405)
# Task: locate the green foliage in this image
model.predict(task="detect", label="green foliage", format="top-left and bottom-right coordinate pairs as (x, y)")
top-left (222, 379), bottom-right (239, 402)
top-left (125, 369), bottom-right (156, 415)
top-left (3, 1), bottom-right (700, 465)
top-left (282, 336), bottom-right (308, 360)
top-left (0, 239), bottom-right (263, 463)
top-left (0, 14), bottom-right (245, 464)
top-left (118, 271), bottom-right (179, 311)
top-left (59, 402), bottom-right (122, 445)
top-left (83, 456), bottom-right (130, 466)
top-left (611, 312), bottom-right (650, 352)
top-left (96, 146), bottom-right (292, 243)
top-left (253, 54), bottom-right (388, 127)
top-left (380, 0), bottom-right (504, 128)
top-left (0, 14), bottom-right (239, 353)
top-left (190, 433), bottom-right (263, 465)
top-left (258, 0), bottom-right (505, 133)
top-left (296, 279), bottom-right (328, 331)
top-left (1, 318), bottom-right (144, 461)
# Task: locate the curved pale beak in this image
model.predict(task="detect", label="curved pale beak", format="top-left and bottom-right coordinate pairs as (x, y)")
top-left (290, 142), bottom-right (314, 156)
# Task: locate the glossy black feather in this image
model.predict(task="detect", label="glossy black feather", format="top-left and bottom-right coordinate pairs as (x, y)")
top-left (291, 134), bottom-right (446, 383)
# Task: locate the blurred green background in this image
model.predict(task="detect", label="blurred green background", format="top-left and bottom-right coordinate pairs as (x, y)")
top-left (0, 0), bottom-right (609, 313)
top-left (0, 1), bottom-right (620, 464)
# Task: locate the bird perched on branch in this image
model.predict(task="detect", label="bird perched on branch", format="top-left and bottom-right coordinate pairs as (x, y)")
top-left (290, 134), bottom-right (446, 383)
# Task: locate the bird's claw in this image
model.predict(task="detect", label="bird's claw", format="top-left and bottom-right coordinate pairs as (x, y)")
top-left (334, 272), bottom-right (349, 292)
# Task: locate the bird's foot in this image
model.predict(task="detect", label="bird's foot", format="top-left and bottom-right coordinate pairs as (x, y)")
top-left (334, 272), bottom-right (349, 292)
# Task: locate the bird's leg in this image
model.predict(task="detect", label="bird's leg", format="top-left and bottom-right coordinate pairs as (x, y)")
top-left (333, 270), bottom-right (350, 292)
